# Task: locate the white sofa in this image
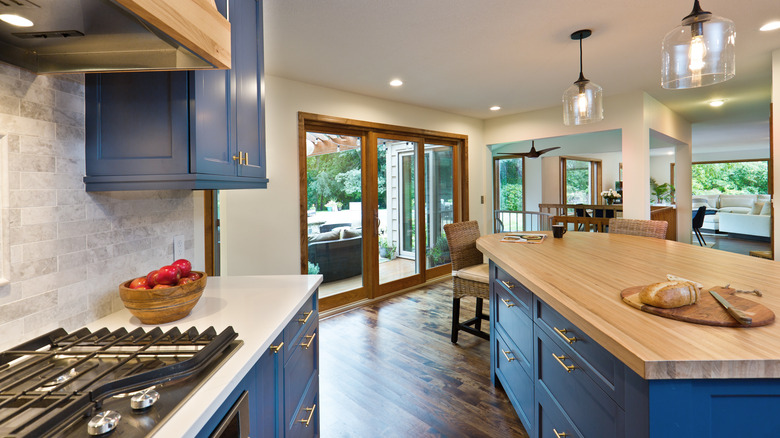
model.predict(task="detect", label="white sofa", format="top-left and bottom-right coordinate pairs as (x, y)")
top-left (692, 194), bottom-right (771, 238)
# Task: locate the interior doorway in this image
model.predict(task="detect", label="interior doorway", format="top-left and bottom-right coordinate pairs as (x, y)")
top-left (299, 113), bottom-right (467, 311)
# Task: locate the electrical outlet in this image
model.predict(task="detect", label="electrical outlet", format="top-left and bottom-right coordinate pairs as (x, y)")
top-left (173, 235), bottom-right (185, 261)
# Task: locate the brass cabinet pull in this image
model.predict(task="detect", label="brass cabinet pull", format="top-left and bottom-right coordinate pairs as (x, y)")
top-left (298, 310), bottom-right (313, 324)
top-left (501, 349), bottom-right (515, 362)
top-left (243, 151), bottom-right (249, 165)
top-left (552, 353), bottom-right (577, 373)
top-left (501, 298), bottom-right (515, 308)
top-left (232, 154), bottom-right (242, 163)
top-left (298, 404), bottom-right (317, 427)
top-left (269, 341), bottom-right (284, 354)
top-left (501, 280), bottom-right (514, 289)
top-left (300, 332), bottom-right (316, 349)
top-left (553, 327), bottom-right (578, 344)
top-left (553, 428), bottom-right (569, 438)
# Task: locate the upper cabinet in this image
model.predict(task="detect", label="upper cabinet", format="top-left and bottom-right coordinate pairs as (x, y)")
top-left (84, 0), bottom-right (267, 191)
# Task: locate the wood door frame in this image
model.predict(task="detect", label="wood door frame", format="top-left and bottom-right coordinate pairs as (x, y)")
top-left (299, 112), bottom-right (468, 310)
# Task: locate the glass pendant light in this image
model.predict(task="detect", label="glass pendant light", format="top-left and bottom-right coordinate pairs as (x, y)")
top-left (661, 0), bottom-right (735, 89)
top-left (563, 29), bottom-right (603, 126)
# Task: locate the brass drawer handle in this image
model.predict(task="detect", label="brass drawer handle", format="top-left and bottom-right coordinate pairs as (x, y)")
top-left (269, 341), bottom-right (284, 354)
top-left (552, 353), bottom-right (577, 373)
top-left (501, 298), bottom-right (515, 308)
top-left (298, 403), bottom-right (317, 427)
top-left (553, 428), bottom-right (569, 438)
top-left (501, 349), bottom-right (515, 362)
top-left (501, 280), bottom-right (514, 289)
top-left (298, 310), bottom-right (313, 324)
top-left (553, 327), bottom-right (578, 344)
top-left (300, 332), bottom-right (316, 349)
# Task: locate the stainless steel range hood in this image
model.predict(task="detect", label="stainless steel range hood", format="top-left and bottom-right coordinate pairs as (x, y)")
top-left (0, 0), bottom-right (231, 74)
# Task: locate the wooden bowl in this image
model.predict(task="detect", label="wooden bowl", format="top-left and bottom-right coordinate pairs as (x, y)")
top-left (119, 272), bottom-right (207, 324)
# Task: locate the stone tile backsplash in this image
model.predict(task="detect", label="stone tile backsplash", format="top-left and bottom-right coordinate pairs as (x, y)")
top-left (0, 63), bottom-right (194, 350)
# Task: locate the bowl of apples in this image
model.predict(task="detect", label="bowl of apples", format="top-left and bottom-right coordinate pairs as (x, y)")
top-left (119, 259), bottom-right (207, 324)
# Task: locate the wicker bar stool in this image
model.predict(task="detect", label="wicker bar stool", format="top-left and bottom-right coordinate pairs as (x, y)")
top-left (443, 221), bottom-right (489, 343)
top-left (608, 218), bottom-right (668, 239)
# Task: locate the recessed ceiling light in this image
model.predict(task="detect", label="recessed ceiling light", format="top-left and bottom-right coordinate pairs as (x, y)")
top-left (0, 14), bottom-right (33, 27)
top-left (667, 151), bottom-right (674, 156)
top-left (490, 106), bottom-right (501, 111)
top-left (709, 99), bottom-right (726, 107)
top-left (389, 79), bottom-right (403, 87)
top-left (760, 21), bottom-right (780, 31)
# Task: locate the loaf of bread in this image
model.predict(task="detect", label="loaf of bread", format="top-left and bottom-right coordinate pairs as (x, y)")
top-left (639, 281), bottom-right (700, 308)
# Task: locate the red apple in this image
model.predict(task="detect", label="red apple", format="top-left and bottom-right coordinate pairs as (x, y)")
top-left (188, 272), bottom-right (201, 281)
top-left (146, 270), bottom-right (159, 287)
top-left (156, 265), bottom-right (181, 285)
top-left (153, 284), bottom-right (171, 289)
top-left (177, 277), bottom-right (193, 285)
top-left (172, 259), bottom-right (192, 277)
top-left (129, 277), bottom-right (149, 289)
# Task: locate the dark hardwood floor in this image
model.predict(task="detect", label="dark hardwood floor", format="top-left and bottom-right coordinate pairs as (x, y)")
top-left (320, 280), bottom-right (528, 437)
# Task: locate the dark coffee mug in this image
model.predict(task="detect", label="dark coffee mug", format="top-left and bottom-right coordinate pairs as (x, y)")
top-left (552, 224), bottom-right (567, 238)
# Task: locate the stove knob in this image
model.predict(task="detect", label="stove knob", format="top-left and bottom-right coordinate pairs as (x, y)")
top-left (130, 388), bottom-right (160, 410)
top-left (87, 410), bottom-right (121, 436)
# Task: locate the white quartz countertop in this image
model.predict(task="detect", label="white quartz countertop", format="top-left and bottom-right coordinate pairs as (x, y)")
top-left (85, 274), bottom-right (322, 437)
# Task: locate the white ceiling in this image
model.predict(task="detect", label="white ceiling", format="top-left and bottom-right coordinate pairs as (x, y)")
top-left (263, 0), bottom-right (780, 151)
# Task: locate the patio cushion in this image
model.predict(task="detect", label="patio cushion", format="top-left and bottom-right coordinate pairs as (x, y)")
top-left (751, 202), bottom-right (765, 215)
top-left (453, 263), bottom-right (489, 284)
top-left (761, 202), bottom-right (772, 215)
top-left (719, 194), bottom-right (757, 208)
top-left (308, 230), bottom-right (340, 242)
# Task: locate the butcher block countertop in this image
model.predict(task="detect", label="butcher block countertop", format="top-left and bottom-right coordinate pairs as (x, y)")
top-left (477, 232), bottom-right (780, 380)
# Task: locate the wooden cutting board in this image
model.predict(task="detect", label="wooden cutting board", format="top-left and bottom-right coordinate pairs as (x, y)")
top-left (621, 285), bottom-right (775, 327)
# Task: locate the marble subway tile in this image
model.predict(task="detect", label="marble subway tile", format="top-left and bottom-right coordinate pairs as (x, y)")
top-left (0, 113), bottom-right (55, 139)
top-left (10, 153), bottom-right (56, 173)
top-left (20, 173), bottom-right (57, 191)
top-left (19, 136), bottom-right (56, 155)
top-left (0, 95), bottom-right (20, 116)
top-left (0, 290), bottom-right (57, 325)
top-left (11, 257), bottom-right (57, 282)
top-left (10, 222), bottom-right (57, 245)
top-left (10, 189), bottom-right (57, 208)
top-left (0, 320), bottom-right (26, 351)
top-left (20, 206), bottom-right (58, 225)
top-left (54, 89), bottom-right (84, 116)
top-left (7, 134), bottom-right (20, 153)
top-left (58, 218), bottom-right (112, 239)
top-left (57, 189), bottom-right (90, 206)
top-left (23, 236), bottom-right (85, 262)
top-left (57, 204), bottom-right (87, 222)
top-left (55, 157), bottom-right (85, 175)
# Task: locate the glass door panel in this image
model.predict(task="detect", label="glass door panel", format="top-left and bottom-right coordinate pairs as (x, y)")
top-left (378, 138), bottom-right (419, 285)
top-left (425, 144), bottom-right (453, 269)
top-left (305, 131), bottom-right (363, 299)
top-left (566, 159), bottom-right (593, 204)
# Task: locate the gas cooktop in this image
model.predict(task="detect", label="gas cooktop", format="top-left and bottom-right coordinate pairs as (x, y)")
top-left (0, 325), bottom-right (240, 437)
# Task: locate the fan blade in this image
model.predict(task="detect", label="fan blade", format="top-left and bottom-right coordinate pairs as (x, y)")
top-left (536, 147), bottom-right (561, 155)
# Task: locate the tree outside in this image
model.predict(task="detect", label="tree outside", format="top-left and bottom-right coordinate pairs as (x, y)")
top-left (307, 147), bottom-right (388, 210)
top-left (497, 158), bottom-right (523, 210)
top-left (566, 160), bottom-right (591, 204)
top-left (692, 161), bottom-right (768, 194)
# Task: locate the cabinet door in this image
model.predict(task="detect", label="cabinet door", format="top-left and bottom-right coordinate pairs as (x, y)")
top-left (258, 334), bottom-right (284, 438)
top-left (86, 72), bottom-right (189, 176)
top-left (190, 0), bottom-right (235, 177)
top-left (233, 0), bottom-right (266, 179)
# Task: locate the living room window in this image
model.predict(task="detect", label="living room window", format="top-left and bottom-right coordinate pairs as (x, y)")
top-left (560, 157), bottom-right (602, 204)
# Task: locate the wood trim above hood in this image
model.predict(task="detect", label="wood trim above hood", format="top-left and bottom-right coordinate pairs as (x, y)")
top-left (116, 0), bottom-right (231, 69)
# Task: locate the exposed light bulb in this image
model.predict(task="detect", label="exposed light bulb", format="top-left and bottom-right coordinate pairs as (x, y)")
top-left (0, 14), bottom-right (33, 27)
top-left (577, 93), bottom-right (588, 117)
top-left (688, 34), bottom-right (706, 72)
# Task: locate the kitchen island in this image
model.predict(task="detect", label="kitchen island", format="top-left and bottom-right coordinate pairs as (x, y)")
top-left (477, 232), bottom-right (780, 437)
top-left (86, 274), bottom-right (322, 437)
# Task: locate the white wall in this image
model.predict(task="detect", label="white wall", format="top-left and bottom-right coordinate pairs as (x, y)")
top-left (219, 76), bottom-right (485, 276)
top-left (650, 155), bottom-right (674, 186)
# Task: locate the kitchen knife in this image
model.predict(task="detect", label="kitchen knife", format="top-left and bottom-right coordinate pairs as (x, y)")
top-left (709, 290), bottom-right (752, 326)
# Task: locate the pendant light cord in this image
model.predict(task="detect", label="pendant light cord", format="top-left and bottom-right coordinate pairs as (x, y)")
top-left (579, 37), bottom-right (583, 77)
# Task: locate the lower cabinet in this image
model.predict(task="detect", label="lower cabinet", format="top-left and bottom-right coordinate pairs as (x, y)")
top-left (198, 291), bottom-right (319, 438)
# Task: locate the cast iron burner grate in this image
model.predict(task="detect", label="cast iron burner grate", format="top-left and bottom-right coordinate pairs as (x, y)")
top-left (0, 325), bottom-right (238, 437)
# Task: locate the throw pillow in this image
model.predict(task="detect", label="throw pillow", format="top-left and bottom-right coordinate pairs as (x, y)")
top-left (750, 202), bottom-right (765, 215)
top-left (761, 201), bottom-right (772, 216)
top-left (340, 228), bottom-right (362, 239)
top-left (308, 230), bottom-right (340, 242)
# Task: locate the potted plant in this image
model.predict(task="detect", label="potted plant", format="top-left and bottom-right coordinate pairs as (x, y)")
top-left (379, 236), bottom-right (397, 260)
top-left (601, 188), bottom-right (621, 205)
top-left (650, 178), bottom-right (675, 204)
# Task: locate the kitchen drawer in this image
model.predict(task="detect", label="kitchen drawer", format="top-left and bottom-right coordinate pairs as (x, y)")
top-left (494, 284), bottom-right (533, 373)
top-left (284, 322), bottom-right (318, 428)
top-left (537, 382), bottom-right (584, 438)
top-left (284, 294), bottom-right (317, 362)
top-left (495, 330), bottom-right (534, 433)
top-left (493, 264), bottom-right (532, 317)
top-left (287, 374), bottom-right (319, 438)
top-left (537, 329), bottom-right (624, 438)
top-left (535, 299), bottom-right (624, 405)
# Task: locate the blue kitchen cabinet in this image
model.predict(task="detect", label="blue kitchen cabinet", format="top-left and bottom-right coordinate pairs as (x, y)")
top-left (84, 0), bottom-right (267, 191)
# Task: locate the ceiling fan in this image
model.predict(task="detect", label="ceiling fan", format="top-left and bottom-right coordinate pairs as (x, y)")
top-left (496, 141), bottom-right (560, 158)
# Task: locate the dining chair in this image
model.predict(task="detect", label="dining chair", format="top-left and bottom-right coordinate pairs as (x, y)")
top-left (443, 221), bottom-right (489, 343)
top-left (608, 218), bottom-right (668, 239)
top-left (692, 206), bottom-right (707, 246)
